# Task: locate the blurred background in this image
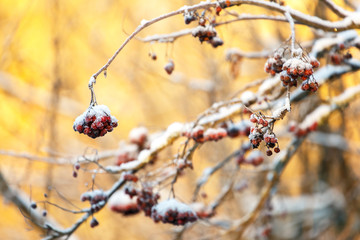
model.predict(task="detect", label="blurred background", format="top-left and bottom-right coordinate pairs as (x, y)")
top-left (0, 0), bottom-right (360, 239)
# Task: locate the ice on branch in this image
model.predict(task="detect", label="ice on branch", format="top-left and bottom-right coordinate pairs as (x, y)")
top-left (151, 199), bottom-right (197, 225)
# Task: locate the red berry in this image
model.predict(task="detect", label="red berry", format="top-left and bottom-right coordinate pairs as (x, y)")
top-left (274, 147), bottom-right (280, 153)
top-left (96, 121), bottom-right (104, 130)
top-left (74, 163), bottom-right (80, 171)
top-left (83, 127), bottom-right (90, 134)
top-left (76, 125), bottom-right (83, 133)
top-left (266, 150), bottom-right (273, 156)
top-left (73, 171), bottom-right (78, 178)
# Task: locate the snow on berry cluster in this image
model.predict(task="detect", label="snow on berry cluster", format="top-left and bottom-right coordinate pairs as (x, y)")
top-left (264, 49), bottom-right (286, 76)
top-left (226, 120), bottom-right (252, 138)
top-left (73, 105), bottom-right (118, 138)
top-left (288, 120), bottom-right (318, 137)
top-left (330, 43), bottom-right (353, 65)
top-left (265, 47), bottom-right (320, 92)
top-left (235, 142), bottom-right (267, 166)
top-left (116, 126), bottom-right (150, 166)
top-left (182, 125), bottom-right (227, 143)
top-left (190, 202), bottom-right (215, 219)
top-left (249, 113), bottom-right (280, 156)
top-left (108, 190), bottom-right (140, 216)
top-left (282, 57), bottom-right (320, 91)
top-left (192, 25), bottom-right (223, 48)
top-left (151, 199), bottom-right (197, 225)
top-left (81, 189), bottom-right (107, 213)
top-left (237, 150), bottom-right (265, 166)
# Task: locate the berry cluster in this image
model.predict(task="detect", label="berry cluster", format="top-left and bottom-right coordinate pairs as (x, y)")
top-left (265, 47), bottom-right (320, 92)
top-left (263, 131), bottom-right (280, 156)
top-left (226, 120), bottom-right (251, 138)
top-left (264, 50), bottom-right (286, 76)
top-left (73, 105), bottom-right (118, 139)
top-left (190, 203), bottom-right (215, 219)
top-left (242, 150), bottom-right (265, 166)
top-left (184, 11), bottom-right (197, 24)
top-left (289, 121), bottom-right (318, 137)
top-left (81, 190), bottom-right (107, 213)
top-left (117, 150), bottom-right (137, 166)
top-left (151, 199), bottom-right (197, 225)
top-left (123, 174), bottom-right (139, 182)
top-left (248, 113), bottom-right (280, 154)
top-left (124, 185), bottom-right (138, 198)
top-left (136, 188), bottom-right (160, 216)
top-left (330, 43), bottom-right (353, 65)
top-left (192, 26), bottom-right (223, 48)
top-left (182, 126), bottom-right (227, 143)
top-left (281, 58), bottom-right (320, 91)
top-left (128, 126), bottom-right (148, 147)
top-left (250, 113), bottom-right (269, 127)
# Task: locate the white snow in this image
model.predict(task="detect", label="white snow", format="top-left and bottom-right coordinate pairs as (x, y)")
top-left (152, 199), bottom-right (197, 216)
top-left (150, 122), bottom-right (184, 151)
top-left (299, 105), bottom-right (332, 130)
top-left (272, 105), bottom-right (288, 119)
top-left (108, 190), bottom-right (137, 208)
top-left (73, 105), bottom-right (113, 127)
top-left (140, 19), bottom-right (148, 25)
top-left (311, 30), bottom-right (358, 57)
top-left (88, 76), bottom-right (96, 87)
top-left (198, 103), bottom-right (242, 125)
top-left (258, 76), bottom-right (281, 96)
top-left (246, 150), bottom-right (263, 161)
top-left (332, 85), bottom-right (360, 105)
top-left (240, 91), bottom-right (257, 105)
top-left (129, 126), bottom-right (148, 142)
top-left (197, 167), bottom-right (213, 186)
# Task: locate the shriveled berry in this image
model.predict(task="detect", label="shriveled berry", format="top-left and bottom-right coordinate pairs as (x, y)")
top-left (30, 202), bottom-right (37, 209)
top-left (90, 218), bottom-right (99, 228)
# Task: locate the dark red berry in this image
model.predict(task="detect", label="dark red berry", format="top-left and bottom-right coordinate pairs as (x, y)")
top-left (164, 60), bottom-right (175, 75)
top-left (266, 150), bottom-right (273, 156)
top-left (90, 218), bottom-right (99, 228)
top-left (274, 147), bottom-right (280, 153)
top-left (74, 163), bottom-right (80, 171)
